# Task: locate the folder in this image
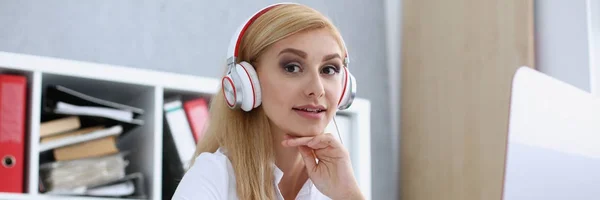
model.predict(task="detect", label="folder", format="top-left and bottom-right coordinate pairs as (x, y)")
top-left (45, 85), bottom-right (143, 114)
top-left (43, 85), bottom-right (144, 125)
top-left (163, 98), bottom-right (196, 171)
top-left (183, 98), bottom-right (209, 144)
top-left (162, 97), bottom-right (196, 199)
top-left (0, 74), bottom-right (27, 193)
top-left (53, 102), bottom-right (139, 124)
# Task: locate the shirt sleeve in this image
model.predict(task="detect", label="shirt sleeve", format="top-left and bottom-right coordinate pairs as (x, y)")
top-left (171, 152), bottom-right (229, 200)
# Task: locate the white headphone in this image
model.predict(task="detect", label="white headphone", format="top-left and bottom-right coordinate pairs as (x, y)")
top-left (221, 3), bottom-right (356, 112)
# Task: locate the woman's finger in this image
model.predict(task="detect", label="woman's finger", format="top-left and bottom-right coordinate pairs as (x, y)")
top-left (281, 136), bottom-right (314, 147)
top-left (307, 133), bottom-right (340, 149)
top-left (282, 133), bottom-right (342, 149)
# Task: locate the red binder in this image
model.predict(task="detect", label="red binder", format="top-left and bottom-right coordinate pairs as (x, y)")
top-left (183, 98), bottom-right (209, 144)
top-left (0, 74), bottom-right (27, 193)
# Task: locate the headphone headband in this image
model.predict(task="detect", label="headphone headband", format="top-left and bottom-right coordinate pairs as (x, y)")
top-left (226, 2), bottom-right (350, 67)
top-left (226, 3), bottom-right (288, 66)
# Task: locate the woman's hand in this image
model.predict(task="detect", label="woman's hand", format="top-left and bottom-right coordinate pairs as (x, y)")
top-left (282, 133), bottom-right (364, 200)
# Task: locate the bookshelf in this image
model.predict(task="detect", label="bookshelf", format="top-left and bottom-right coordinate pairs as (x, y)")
top-left (0, 51), bottom-right (371, 200)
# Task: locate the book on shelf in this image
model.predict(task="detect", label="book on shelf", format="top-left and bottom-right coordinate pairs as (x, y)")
top-left (38, 85), bottom-right (147, 198)
top-left (39, 116), bottom-right (81, 138)
top-left (39, 124), bottom-right (122, 153)
top-left (162, 96), bottom-right (210, 200)
top-left (45, 126), bottom-right (121, 161)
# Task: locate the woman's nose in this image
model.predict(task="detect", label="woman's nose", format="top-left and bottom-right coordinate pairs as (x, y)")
top-left (304, 72), bottom-right (325, 98)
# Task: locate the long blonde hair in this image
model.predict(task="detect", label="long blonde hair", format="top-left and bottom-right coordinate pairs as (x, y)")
top-left (190, 3), bottom-right (347, 199)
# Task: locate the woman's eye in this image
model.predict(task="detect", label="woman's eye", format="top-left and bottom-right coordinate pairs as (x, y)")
top-left (284, 63), bottom-right (301, 73)
top-left (322, 66), bottom-right (340, 75)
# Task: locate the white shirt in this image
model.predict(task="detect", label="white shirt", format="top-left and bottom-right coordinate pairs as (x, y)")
top-left (171, 148), bottom-right (331, 200)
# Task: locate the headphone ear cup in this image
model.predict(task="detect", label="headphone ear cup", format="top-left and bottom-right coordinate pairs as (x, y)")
top-left (240, 62), bottom-right (262, 108)
top-left (235, 61), bottom-right (261, 111)
top-left (221, 74), bottom-right (239, 109)
top-left (338, 67), bottom-right (356, 110)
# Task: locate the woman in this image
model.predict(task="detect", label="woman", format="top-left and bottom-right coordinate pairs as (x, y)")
top-left (172, 3), bottom-right (363, 200)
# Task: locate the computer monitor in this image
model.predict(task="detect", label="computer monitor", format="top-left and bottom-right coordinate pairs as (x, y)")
top-left (502, 67), bottom-right (600, 199)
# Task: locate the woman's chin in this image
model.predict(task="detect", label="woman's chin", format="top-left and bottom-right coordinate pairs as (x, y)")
top-left (285, 128), bottom-right (324, 138)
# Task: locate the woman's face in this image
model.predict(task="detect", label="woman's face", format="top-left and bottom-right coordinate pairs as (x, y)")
top-left (255, 28), bottom-right (344, 137)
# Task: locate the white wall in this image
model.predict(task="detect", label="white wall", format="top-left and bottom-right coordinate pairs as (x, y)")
top-left (587, 0), bottom-right (600, 95)
top-left (384, 0), bottom-right (401, 199)
top-left (535, 0), bottom-right (592, 92)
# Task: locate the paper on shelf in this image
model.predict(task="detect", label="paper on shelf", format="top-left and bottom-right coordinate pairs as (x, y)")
top-left (44, 180), bottom-right (135, 197)
top-left (86, 180), bottom-right (135, 197)
top-left (38, 125), bottom-right (123, 152)
top-left (39, 152), bottom-right (128, 192)
top-left (55, 101), bottom-right (133, 122)
top-left (50, 85), bottom-right (144, 114)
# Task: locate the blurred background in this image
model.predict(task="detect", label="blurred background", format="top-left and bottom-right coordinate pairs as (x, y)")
top-left (1, 0), bottom-right (599, 200)
top-left (0, 0), bottom-right (400, 199)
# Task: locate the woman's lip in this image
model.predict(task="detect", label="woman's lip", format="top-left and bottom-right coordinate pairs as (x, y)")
top-left (294, 109), bottom-right (325, 119)
top-left (292, 108), bottom-right (326, 111)
top-left (292, 108), bottom-right (327, 113)
top-left (293, 104), bottom-right (327, 110)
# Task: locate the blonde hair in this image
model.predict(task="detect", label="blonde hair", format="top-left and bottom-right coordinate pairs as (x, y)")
top-left (190, 3), bottom-right (347, 199)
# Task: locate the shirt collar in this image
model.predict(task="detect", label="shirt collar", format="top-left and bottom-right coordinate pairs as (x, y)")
top-left (272, 163), bottom-right (313, 197)
top-left (218, 147), bottom-right (314, 197)
top-left (273, 163), bottom-right (284, 185)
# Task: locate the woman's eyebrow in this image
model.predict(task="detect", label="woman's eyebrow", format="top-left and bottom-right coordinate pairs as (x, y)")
top-left (322, 53), bottom-right (341, 62)
top-left (278, 48), bottom-right (307, 58)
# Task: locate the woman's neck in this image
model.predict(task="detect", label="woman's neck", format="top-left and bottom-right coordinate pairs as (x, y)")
top-left (271, 125), bottom-right (309, 198)
top-left (273, 130), bottom-right (304, 173)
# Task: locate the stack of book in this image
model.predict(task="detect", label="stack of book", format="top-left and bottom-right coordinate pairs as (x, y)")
top-left (37, 85), bottom-right (146, 198)
top-left (162, 96), bottom-right (210, 200)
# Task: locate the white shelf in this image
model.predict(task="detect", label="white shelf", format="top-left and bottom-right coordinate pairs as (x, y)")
top-left (27, 71), bottom-right (42, 196)
top-left (0, 193), bottom-right (145, 200)
top-left (151, 86), bottom-right (164, 200)
top-left (0, 192), bottom-right (31, 200)
top-left (0, 51), bottom-right (372, 200)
